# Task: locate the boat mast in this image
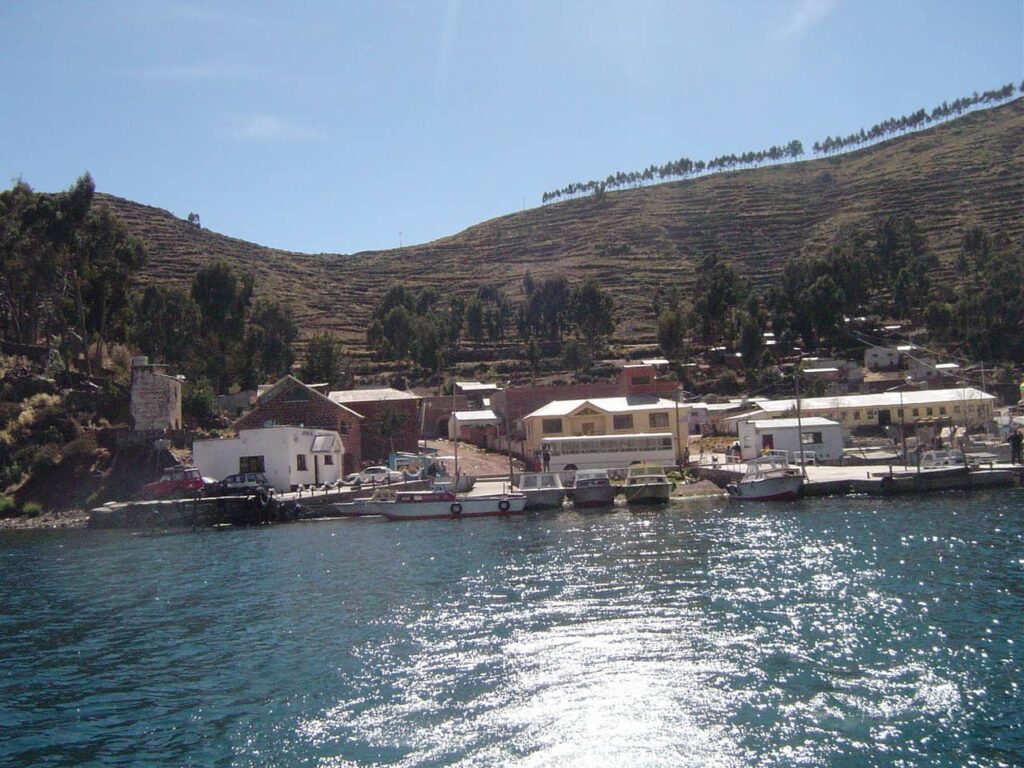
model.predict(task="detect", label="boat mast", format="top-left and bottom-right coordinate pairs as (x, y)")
top-left (451, 379), bottom-right (459, 486)
top-left (795, 367), bottom-right (807, 478)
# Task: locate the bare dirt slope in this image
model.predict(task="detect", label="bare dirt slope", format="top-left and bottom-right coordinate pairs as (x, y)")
top-left (98, 99), bottom-right (1024, 346)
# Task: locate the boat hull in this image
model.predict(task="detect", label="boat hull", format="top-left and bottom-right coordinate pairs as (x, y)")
top-left (622, 482), bottom-right (672, 505)
top-left (727, 475), bottom-right (803, 501)
top-left (520, 488), bottom-right (566, 510)
top-left (380, 494), bottom-right (527, 521)
top-left (571, 485), bottom-right (617, 508)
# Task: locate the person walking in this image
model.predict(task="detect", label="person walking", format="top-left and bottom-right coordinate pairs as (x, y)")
top-left (1009, 427), bottom-right (1023, 464)
top-left (541, 447), bottom-right (551, 472)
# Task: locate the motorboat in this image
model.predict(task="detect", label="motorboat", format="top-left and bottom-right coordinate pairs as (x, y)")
top-left (622, 463), bottom-right (672, 505)
top-left (727, 456), bottom-right (803, 501)
top-left (375, 488), bottom-right (527, 521)
top-left (570, 469), bottom-right (617, 508)
top-left (331, 486), bottom-right (398, 517)
top-left (919, 449), bottom-right (966, 468)
top-left (515, 472), bottom-right (567, 510)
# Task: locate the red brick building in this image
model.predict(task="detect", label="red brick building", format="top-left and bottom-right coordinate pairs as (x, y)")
top-left (328, 388), bottom-right (421, 464)
top-left (233, 376), bottom-right (364, 473)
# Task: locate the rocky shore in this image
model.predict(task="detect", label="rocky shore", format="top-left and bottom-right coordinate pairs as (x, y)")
top-left (0, 510), bottom-right (90, 530)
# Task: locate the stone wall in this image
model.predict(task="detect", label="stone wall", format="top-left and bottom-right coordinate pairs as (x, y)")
top-left (130, 369), bottom-right (182, 431)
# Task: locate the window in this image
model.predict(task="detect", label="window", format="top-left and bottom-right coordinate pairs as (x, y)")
top-left (649, 412), bottom-right (669, 428)
top-left (542, 418), bottom-right (563, 434)
top-left (613, 414), bottom-right (634, 430)
top-left (324, 454), bottom-right (334, 465)
top-left (801, 432), bottom-right (823, 444)
top-left (853, 411), bottom-right (860, 421)
top-left (926, 407), bottom-right (934, 416)
top-left (240, 456), bottom-right (265, 473)
top-left (912, 408), bottom-right (920, 417)
top-left (954, 405), bottom-right (961, 414)
top-left (939, 406), bottom-right (946, 415)
top-left (631, 375), bottom-right (651, 386)
top-left (339, 423), bottom-right (349, 434)
top-left (296, 454), bottom-right (308, 472)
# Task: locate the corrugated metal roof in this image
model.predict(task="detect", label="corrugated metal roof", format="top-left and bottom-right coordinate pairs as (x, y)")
top-left (311, 433), bottom-right (336, 452)
top-left (757, 387), bottom-right (992, 413)
top-left (328, 387), bottom-right (419, 403)
top-left (525, 396), bottom-right (684, 418)
top-left (452, 409), bottom-right (501, 425)
top-left (455, 381), bottom-right (499, 391)
top-left (750, 417), bottom-right (840, 429)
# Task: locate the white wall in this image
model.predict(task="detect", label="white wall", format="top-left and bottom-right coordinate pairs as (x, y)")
top-left (193, 427), bottom-right (344, 491)
top-left (738, 422), bottom-right (844, 462)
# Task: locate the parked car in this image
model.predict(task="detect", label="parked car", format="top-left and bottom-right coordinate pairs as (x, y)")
top-left (350, 465), bottom-right (404, 485)
top-left (142, 467), bottom-right (214, 499)
top-left (217, 472), bottom-right (272, 494)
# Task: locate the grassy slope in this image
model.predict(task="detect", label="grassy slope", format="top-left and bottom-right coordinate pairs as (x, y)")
top-left (98, 99), bottom-right (1024, 347)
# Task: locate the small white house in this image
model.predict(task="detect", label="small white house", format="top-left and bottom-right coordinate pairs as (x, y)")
top-left (193, 426), bottom-right (344, 491)
top-left (737, 417), bottom-right (843, 462)
top-left (865, 346), bottom-right (900, 371)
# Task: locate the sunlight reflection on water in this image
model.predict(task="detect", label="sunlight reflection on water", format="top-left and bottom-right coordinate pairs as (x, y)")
top-left (1, 492), bottom-right (1022, 767)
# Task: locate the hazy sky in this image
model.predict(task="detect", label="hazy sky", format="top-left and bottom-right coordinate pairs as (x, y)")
top-left (2, 1), bottom-right (1021, 254)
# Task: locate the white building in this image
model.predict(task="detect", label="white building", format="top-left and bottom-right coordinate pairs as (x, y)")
top-left (864, 346), bottom-right (900, 371)
top-left (192, 426), bottom-right (344, 491)
top-left (737, 417), bottom-right (844, 462)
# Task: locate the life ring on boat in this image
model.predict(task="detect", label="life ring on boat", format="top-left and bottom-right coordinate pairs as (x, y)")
top-left (498, 499), bottom-right (510, 512)
top-left (450, 502), bottom-right (462, 515)
top-left (256, 487), bottom-right (270, 507)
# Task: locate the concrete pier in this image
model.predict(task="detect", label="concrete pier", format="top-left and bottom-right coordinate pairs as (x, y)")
top-left (696, 459), bottom-right (1021, 497)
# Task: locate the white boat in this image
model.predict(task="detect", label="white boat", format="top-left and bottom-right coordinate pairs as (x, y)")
top-left (622, 463), bottom-right (672, 505)
top-left (570, 469), bottom-right (617, 508)
top-left (376, 488), bottom-right (527, 521)
top-left (515, 472), bottom-right (567, 510)
top-left (919, 449), bottom-right (966, 468)
top-left (331, 486), bottom-right (399, 517)
top-left (727, 456), bottom-right (803, 501)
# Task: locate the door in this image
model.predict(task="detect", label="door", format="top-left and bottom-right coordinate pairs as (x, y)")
top-left (761, 434), bottom-right (774, 453)
top-left (314, 455), bottom-right (320, 485)
top-left (878, 409), bottom-right (892, 427)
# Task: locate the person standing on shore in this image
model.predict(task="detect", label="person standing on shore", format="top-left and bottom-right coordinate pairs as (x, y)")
top-left (1009, 427), bottom-right (1023, 464)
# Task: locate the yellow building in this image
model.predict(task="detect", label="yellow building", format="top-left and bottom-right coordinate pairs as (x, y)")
top-left (750, 387), bottom-right (994, 430)
top-left (521, 396), bottom-right (690, 457)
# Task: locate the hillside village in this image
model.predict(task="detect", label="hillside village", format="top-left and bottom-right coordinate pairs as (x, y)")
top-left (1, 90), bottom-right (1023, 522)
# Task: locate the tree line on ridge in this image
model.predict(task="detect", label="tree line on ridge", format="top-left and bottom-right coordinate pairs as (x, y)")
top-left (543, 81), bottom-right (1022, 205)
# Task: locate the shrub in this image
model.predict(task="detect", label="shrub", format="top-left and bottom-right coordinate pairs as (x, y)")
top-left (0, 495), bottom-right (14, 517)
top-left (183, 378), bottom-right (219, 422)
top-left (20, 501), bottom-right (42, 518)
top-left (62, 433), bottom-right (99, 462)
top-left (0, 462), bottom-right (22, 491)
top-left (29, 444), bottom-right (62, 474)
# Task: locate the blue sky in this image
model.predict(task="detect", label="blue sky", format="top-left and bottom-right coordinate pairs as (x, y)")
top-left (1, 1), bottom-right (1021, 254)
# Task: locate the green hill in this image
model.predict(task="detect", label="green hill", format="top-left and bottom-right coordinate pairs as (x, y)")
top-left (97, 98), bottom-right (1024, 347)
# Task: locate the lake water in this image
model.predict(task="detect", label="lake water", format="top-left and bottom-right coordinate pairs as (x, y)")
top-left (1, 491), bottom-right (1022, 767)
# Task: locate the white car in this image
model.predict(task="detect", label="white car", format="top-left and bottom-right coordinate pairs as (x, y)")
top-left (353, 466), bottom-right (404, 484)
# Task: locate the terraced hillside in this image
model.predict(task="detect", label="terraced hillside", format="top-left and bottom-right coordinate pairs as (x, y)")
top-left (99, 98), bottom-right (1024, 347)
